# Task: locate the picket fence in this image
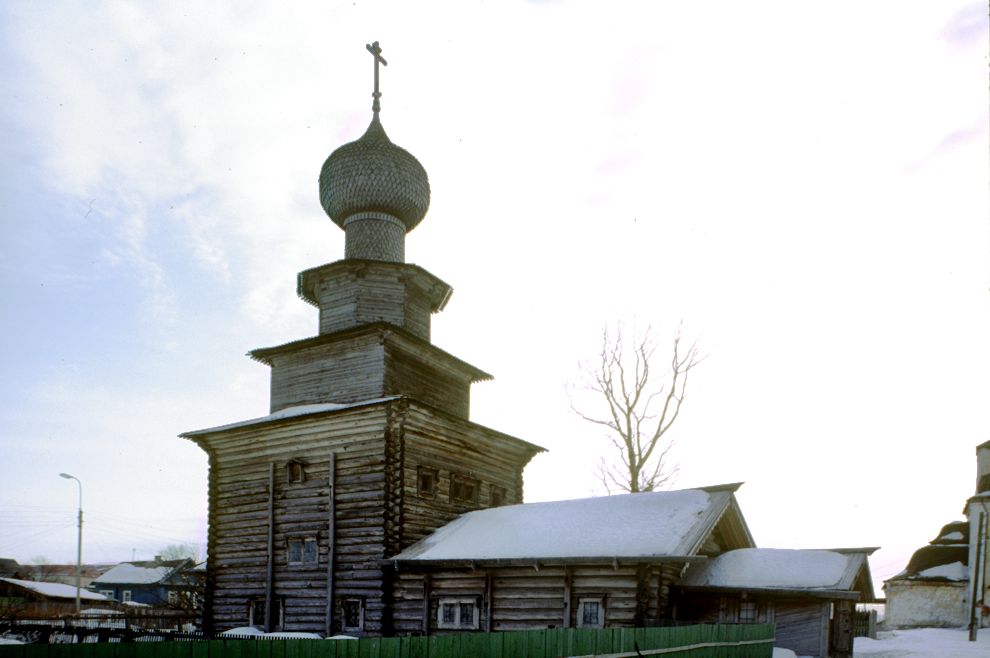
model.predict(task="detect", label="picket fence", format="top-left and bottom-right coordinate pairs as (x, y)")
top-left (0, 624), bottom-right (773, 658)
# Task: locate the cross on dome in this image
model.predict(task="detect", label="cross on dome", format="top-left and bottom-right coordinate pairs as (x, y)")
top-left (366, 41), bottom-right (388, 115)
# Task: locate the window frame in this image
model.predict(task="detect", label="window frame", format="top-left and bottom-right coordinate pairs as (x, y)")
top-left (489, 484), bottom-right (506, 507)
top-left (436, 597), bottom-right (481, 630)
top-left (576, 597), bottom-right (605, 628)
top-left (122, 590), bottom-right (132, 603)
top-left (287, 536), bottom-right (320, 566)
top-left (449, 473), bottom-right (480, 505)
top-left (341, 598), bottom-right (365, 632)
top-left (417, 466), bottom-right (438, 498)
top-left (286, 459), bottom-right (306, 484)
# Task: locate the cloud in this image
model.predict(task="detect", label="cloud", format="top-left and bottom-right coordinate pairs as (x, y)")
top-left (942, 3), bottom-right (989, 46)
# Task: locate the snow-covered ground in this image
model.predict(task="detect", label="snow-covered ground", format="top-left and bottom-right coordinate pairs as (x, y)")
top-left (853, 627), bottom-right (990, 657)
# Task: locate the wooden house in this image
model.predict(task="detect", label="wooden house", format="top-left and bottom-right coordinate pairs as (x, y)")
top-left (0, 578), bottom-right (109, 619)
top-left (386, 484), bottom-right (753, 634)
top-left (89, 558), bottom-right (199, 608)
top-left (677, 547), bottom-right (877, 658)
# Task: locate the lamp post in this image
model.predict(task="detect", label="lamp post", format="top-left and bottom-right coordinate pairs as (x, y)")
top-left (59, 472), bottom-right (83, 614)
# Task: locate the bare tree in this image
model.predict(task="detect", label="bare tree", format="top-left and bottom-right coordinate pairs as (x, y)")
top-left (573, 324), bottom-right (702, 493)
top-left (157, 543), bottom-right (200, 562)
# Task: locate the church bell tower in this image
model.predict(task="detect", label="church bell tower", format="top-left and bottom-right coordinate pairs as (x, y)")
top-left (183, 43), bottom-right (543, 637)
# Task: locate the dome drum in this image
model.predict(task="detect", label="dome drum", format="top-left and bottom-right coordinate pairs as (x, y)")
top-left (344, 212), bottom-right (406, 262)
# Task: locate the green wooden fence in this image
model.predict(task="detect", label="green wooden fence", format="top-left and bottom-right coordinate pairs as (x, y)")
top-left (0, 624), bottom-right (774, 658)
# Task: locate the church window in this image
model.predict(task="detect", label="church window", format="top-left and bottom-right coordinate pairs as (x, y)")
top-left (417, 466), bottom-right (438, 497)
top-left (450, 473), bottom-right (479, 505)
top-left (577, 597), bottom-right (605, 628)
top-left (489, 485), bottom-right (506, 507)
top-left (341, 598), bottom-right (365, 631)
top-left (287, 537), bottom-right (319, 565)
top-left (437, 597), bottom-right (480, 630)
top-left (287, 459), bottom-right (306, 484)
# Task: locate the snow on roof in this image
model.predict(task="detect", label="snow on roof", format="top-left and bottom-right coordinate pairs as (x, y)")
top-left (916, 561), bottom-right (967, 581)
top-left (1, 578), bottom-right (108, 601)
top-left (393, 488), bottom-right (733, 562)
top-left (182, 398), bottom-right (401, 436)
top-left (92, 561), bottom-right (185, 585)
top-left (679, 548), bottom-right (864, 591)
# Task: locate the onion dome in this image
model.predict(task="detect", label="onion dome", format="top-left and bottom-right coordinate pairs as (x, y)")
top-left (318, 115), bottom-right (431, 233)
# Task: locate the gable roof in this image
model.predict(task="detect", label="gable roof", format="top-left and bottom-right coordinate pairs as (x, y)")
top-left (91, 559), bottom-right (191, 585)
top-left (390, 484), bottom-right (753, 566)
top-left (678, 548), bottom-right (877, 601)
top-left (0, 578), bottom-right (108, 602)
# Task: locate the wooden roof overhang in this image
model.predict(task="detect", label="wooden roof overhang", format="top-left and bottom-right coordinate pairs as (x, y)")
top-left (247, 321), bottom-right (492, 383)
top-left (386, 555), bottom-right (706, 571)
top-left (676, 583), bottom-right (865, 602)
top-left (297, 259), bottom-right (453, 312)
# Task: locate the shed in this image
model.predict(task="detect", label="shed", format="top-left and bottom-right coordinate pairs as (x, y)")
top-left (677, 547), bottom-right (877, 658)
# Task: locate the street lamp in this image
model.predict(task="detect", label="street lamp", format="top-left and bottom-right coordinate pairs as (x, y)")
top-left (59, 473), bottom-right (83, 614)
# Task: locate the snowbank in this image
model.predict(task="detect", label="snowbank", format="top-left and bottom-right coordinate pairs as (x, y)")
top-left (854, 628), bottom-right (990, 657)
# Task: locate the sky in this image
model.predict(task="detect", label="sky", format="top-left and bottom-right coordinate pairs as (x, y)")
top-left (0, 1), bottom-right (987, 595)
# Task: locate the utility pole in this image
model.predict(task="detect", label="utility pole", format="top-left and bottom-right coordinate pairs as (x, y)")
top-left (59, 473), bottom-right (83, 614)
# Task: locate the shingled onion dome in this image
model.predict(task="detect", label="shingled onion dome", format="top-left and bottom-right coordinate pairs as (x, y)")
top-left (319, 114), bottom-right (430, 263)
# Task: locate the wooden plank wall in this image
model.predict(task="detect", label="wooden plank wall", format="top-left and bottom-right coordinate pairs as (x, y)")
top-left (203, 405), bottom-right (391, 634)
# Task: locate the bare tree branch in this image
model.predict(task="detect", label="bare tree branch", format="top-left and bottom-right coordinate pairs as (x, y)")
top-left (573, 323), bottom-right (701, 493)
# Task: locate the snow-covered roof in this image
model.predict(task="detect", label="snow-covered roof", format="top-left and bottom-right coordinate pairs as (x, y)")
top-left (182, 398), bottom-right (401, 436)
top-left (916, 561), bottom-right (967, 581)
top-left (91, 560), bottom-right (187, 585)
top-left (678, 548), bottom-right (875, 598)
top-left (1, 578), bottom-right (108, 601)
top-left (391, 485), bottom-right (750, 563)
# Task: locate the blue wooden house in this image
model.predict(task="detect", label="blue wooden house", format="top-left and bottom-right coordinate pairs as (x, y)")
top-left (88, 557), bottom-right (199, 608)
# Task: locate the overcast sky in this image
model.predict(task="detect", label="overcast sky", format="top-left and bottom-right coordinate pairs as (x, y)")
top-left (1, 1), bottom-right (987, 592)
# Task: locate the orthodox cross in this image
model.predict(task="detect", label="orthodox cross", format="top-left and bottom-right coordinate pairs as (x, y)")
top-left (366, 41), bottom-right (388, 115)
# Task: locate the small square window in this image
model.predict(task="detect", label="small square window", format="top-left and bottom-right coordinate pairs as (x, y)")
top-left (287, 460), bottom-right (306, 484)
top-left (288, 537), bottom-right (319, 565)
top-left (341, 598), bottom-right (364, 631)
top-left (489, 485), bottom-right (506, 507)
top-left (417, 466), bottom-right (438, 497)
top-left (437, 597), bottom-right (479, 630)
top-left (450, 474), bottom-right (479, 505)
top-left (577, 598), bottom-right (604, 628)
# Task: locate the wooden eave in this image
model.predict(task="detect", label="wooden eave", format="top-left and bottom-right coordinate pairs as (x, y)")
top-left (296, 259), bottom-right (453, 312)
top-left (386, 555), bottom-right (705, 570)
top-left (676, 583), bottom-right (864, 601)
top-left (247, 322), bottom-right (492, 383)
top-left (180, 397), bottom-right (396, 441)
top-left (684, 484), bottom-right (755, 555)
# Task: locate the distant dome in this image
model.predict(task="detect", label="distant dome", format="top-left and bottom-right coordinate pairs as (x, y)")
top-left (319, 115), bottom-right (430, 232)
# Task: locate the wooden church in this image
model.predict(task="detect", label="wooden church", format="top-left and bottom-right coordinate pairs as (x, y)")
top-left (182, 43), bottom-right (545, 636)
top-left (182, 45), bottom-right (876, 656)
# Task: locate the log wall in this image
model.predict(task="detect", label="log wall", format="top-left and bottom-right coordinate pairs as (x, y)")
top-left (391, 563), bottom-right (682, 635)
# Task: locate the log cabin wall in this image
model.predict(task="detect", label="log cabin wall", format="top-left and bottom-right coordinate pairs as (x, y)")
top-left (266, 333), bottom-right (386, 413)
top-left (399, 403), bottom-right (541, 547)
top-left (390, 563), bottom-right (684, 635)
top-left (191, 404), bottom-right (392, 634)
top-left (382, 347), bottom-right (470, 419)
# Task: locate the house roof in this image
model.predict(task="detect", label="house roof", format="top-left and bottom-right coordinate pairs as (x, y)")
top-left (91, 559), bottom-right (190, 585)
top-left (1, 578), bottom-right (108, 602)
top-left (678, 548), bottom-right (877, 601)
top-left (390, 484), bottom-right (753, 566)
top-left (886, 544), bottom-right (969, 583)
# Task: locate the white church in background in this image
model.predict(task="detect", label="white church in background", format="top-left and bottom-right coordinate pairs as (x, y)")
top-left (884, 440), bottom-right (990, 630)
